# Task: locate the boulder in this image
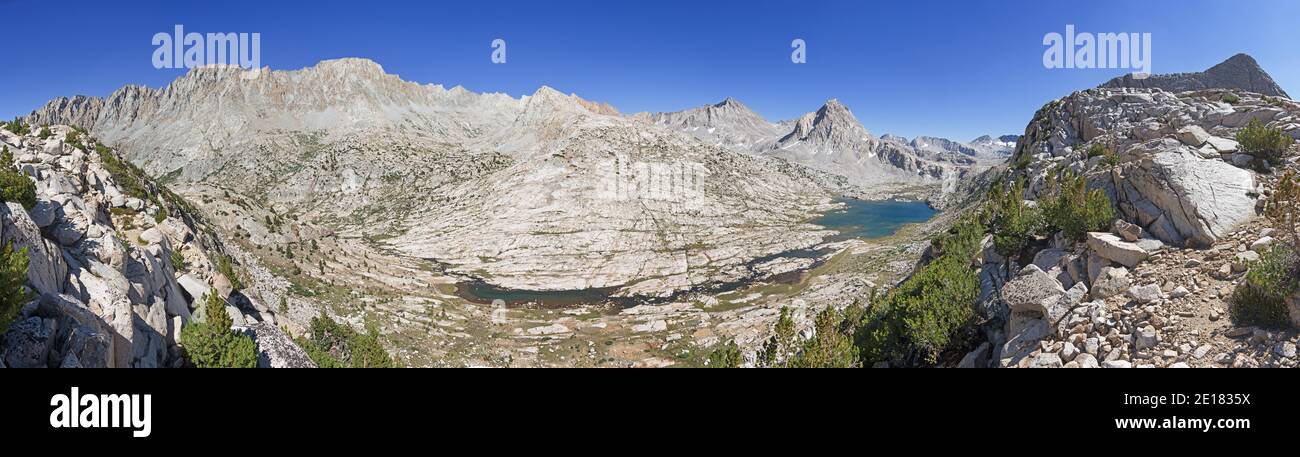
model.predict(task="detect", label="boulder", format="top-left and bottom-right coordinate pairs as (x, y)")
top-left (1001, 265), bottom-right (1066, 322)
top-left (1175, 125), bottom-right (1210, 146)
top-left (1134, 325), bottom-right (1159, 350)
top-left (1, 316), bottom-right (51, 368)
top-left (176, 274), bottom-right (211, 304)
top-left (1091, 266), bottom-right (1131, 299)
top-left (1249, 237), bottom-right (1274, 252)
top-left (1028, 352), bottom-right (1063, 368)
top-left (0, 202), bottom-right (68, 296)
top-left (1074, 352), bottom-right (1099, 368)
top-left (1127, 283), bottom-right (1163, 304)
top-left (1115, 151), bottom-right (1255, 248)
top-left (212, 273), bottom-right (234, 299)
top-left (1087, 232), bottom-right (1149, 268)
top-left (1111, 219), bottom-right (1142, 242)
top-left (1031, 248), bottom-right (1068, 271)
top-left (1205, 136), bottom-right (1238, 153)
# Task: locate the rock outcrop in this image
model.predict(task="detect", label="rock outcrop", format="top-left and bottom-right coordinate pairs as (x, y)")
top-left (1013, 87), bottom-right (1297, 247)
top-left (1100, 53), bottom-right (1290, 98)
top-left (0, 124), bottom-right (300, 367)
top-left (973, 53), bottom-right (1300, 369)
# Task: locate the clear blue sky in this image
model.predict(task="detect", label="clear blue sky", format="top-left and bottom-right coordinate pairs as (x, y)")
top-left (0, 0), bottom-right (1296, 141)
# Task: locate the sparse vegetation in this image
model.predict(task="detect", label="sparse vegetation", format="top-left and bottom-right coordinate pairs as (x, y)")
top-left (0, 242), bottom-right (32, 332)
top-left (3, 118), bottom-right (29, 135)
top-left (169, 249), bottom-right (186, 271)
top-left (179, 292), bottom-right (257, 368)
top-left (0, 146), bottom-right (37, 210)
top-left (1085, 143), bottom-right (1120, 168)
top-left (37, 127), bottom-right (52, 140)
top-left (706, 340), bottom-right (743, 368)
top-left (856, 215), bottom-right (985, 366)
top-left (1040, 171), bottom-right (1114, 240)
top-left (296, 312), bottom-right (399, 368)
top-left (1266, 170), bottom-right (1299, 249)
top-left (64, 130), bottom-right (85, 151)
top-left (1236, 118), bottom-right (1293, 166)
top-left (1229, 244), bottom-right (1298, 328)
top-left (215, 254), bottom-right (244, 291)
top-left (1221, 93), bottom-right (1240, 104)
top-left (986, 177), bottom-right (1041, 256)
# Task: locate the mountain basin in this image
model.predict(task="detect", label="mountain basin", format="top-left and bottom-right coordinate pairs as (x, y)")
top-left (453, 197), bottom-right (936, 307)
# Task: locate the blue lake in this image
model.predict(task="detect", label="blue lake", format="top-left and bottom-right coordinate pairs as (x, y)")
top-left (813, 198), bottom-right (937, 240)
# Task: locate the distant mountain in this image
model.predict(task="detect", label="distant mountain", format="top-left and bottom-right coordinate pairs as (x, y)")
top-left (26, 59), bottom-right (838, 297)
top-left (968, 134), bottom-right (1019, 159)
top-left (643, 98), bottom-right (1017, 190)
top-left (1100, 53), bottom-right (1290, 98)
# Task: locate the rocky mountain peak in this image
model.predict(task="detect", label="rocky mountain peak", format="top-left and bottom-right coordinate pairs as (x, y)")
top-left (1100, 53), bottom-right (1290, 98)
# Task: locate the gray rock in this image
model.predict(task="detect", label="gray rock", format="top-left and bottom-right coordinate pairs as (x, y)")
top-left (1091, 266), bottom-right (1131, 299)
top-left (957, 342), bottom-right (990, 368)
top-left (1087, 232), bottom-right (1149, 268)
top-left (1001, 265), bottom-right (1066, 324)
top-left (1127, 284), bottom-right (1163, 304)
top-left (1134, 325), bottom-right (1159, 350)
top-left (1, 202), bottom-right (68, 296)
top-left (1074, 352), bottom-right (1099, 368)
top-left (1028, 352), bottom-right (1063, 368)
top-left (2, 316), bottom-right (51, 368)
top-left (233, 322), bottom-right (317, 368)
top-left (1250, 237), bottom-right (1274, 252)
top-left (1101, 360), bottom-right (1132, 368)
top-left (1175, 125), bottom-right (1211, 147)
top-left (1099, 54), bottom-right (1290, 98)
top-left (176, 274), bottom-right (211, 304)
top-left (1111, 219), bottom-right (1143, 242)
top-left (1233, 251), bottom-right (1260, 272)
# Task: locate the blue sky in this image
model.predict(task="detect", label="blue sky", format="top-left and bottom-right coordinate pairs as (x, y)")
top-left (0, 0), bottom-right (1296, 140)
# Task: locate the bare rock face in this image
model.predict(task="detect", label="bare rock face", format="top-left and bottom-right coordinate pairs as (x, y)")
top-left (1, 123), bottom-right (300, 368)
top-left (1100, 53), bottom-right (1290, 98)
top-left (0, 202), bottom-right (67, 296)
top-left (1013, 85), bottom-right (1295, 248)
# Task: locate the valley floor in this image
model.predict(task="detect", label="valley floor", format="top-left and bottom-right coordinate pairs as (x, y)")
top-left (182, 182), bottom-right (939, 367)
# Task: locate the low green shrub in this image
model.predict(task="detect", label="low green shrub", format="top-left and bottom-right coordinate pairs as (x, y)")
top-left (706, 340), bottom-right (743, 368)
top-left (0, 146), bottom-right (36, 210)
top-left (0, 242), bottom-right (31, 332)
top-left (1237, 118), bottom-right (1293, 166)
top-left (986, 178), bottom-right (1041, 256)
top-left (856, 215), bottom-right (984, 365)
top-left (296, 312), bottom-right (399, 368)
top-left (1041, 172), bottom-right (1114, 240)
top-left (179, 293), bottom-right (256, 368)
top-left (1229, 245), bottom-right (1299, 328)
top-left (179, 322), bottom-right (257, 368)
